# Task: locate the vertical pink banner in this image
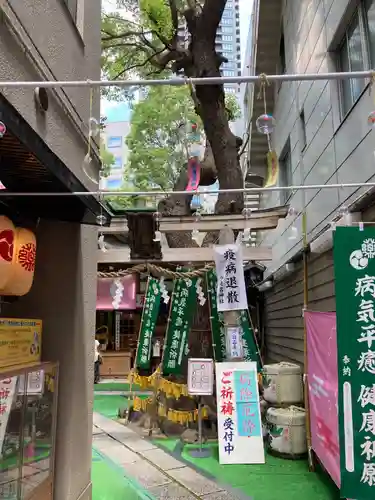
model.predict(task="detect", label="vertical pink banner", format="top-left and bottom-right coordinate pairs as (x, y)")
top-left (305, 311), bottom-right (340, 487)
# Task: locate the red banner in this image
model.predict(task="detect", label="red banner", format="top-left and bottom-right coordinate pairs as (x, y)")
top-left (186, 158), bottom-right (201, 192)
top-left (305, 310), bottom-right (340, 487)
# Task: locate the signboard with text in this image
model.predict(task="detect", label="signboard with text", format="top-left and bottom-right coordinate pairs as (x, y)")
top-left (334, 226), bottom-right (375, 498)
top-left (0, 318), bottom-right (42, 369)
top-left (188, 358), bottom-right (214, 395)
top-left (214, 244), bottom-right (247, 312)
top-left (216, 361), bottom-right (264, 465)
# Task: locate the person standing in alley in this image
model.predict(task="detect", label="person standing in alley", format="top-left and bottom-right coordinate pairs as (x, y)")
top-left (94, 338), bottom-right (101, 384)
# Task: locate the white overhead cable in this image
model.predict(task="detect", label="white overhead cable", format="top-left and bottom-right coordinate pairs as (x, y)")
top-left (1, 182), bottom-right (375, 197)
top-left (0, 70), bottom-right (374, 88)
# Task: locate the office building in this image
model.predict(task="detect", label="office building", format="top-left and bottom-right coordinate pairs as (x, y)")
top-left (101, 102), bottom-right (132, 190)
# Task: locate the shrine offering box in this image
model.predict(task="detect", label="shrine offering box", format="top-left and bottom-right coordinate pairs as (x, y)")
top-left (0, 362), bottom-right (58, 500)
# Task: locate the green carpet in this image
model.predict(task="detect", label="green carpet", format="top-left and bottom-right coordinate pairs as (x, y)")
top-left (92, 448), bottom-right (153, 500)
top-left (94, 382), bottom-right (150, 392)
top-left (181, 443), bottom-right (340, 500)
top-left (152, 438), bottom-right (179, 453)
top-left (94, 394), bottom-right (149, 419)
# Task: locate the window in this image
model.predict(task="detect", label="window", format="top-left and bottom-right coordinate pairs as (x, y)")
top-left (222, 35), bottom-right (233, 41)
top-left (221, 18), bottom-right (232, 25)
top-left (105, 178), bottom-right (122, 190)
top-left (299, 109), bottom-right (307, 151)
top-left (222, 9), bottom-right (232, 18)
top-left (279, 139), bottom-right (293, 205)
top-left (223, 52), bottom-right (234, 60)
top-left (62, 0), bottom-right (77, 21)
top-left (225, 87), bottom-right (236, 94)
top-left (107, 136), bottom-right (122, 148)
top-left (221, 26), bottom-right (233, 33)
top-left (338, 0), bottom-right (375, 116)
top-left (222, 44), bottom-right (233, 51)
top-left (222, 62), bottom-right (234, 69)
top-left (223, 70), bottom-right (235, 77)
top-left (112, 156), bottom-right (123, 169)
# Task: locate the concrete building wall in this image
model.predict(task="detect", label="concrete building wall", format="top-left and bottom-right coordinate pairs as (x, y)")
top-left (258, 0), bottom-right (375, 278)
top-left (0, 1), bottom-right (101, 498)
top-left (5, 221), bottom-right (97, 500)
top-left (0, 0), bottom-right (101, 189)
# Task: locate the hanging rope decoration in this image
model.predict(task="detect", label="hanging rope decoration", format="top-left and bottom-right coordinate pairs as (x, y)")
top-left (256, 73), bottom-right (273, 152)
top-left (97, 262), bottom-right (215, 279)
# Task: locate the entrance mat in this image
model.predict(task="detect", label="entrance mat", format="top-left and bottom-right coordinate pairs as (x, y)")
top-left (181, 443), bottom-right (340, 500)
top-left (92, 448), bottom-right (153, 500)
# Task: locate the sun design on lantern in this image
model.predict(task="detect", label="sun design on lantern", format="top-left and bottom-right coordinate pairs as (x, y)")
top-left (18, 243), bottom-right (36, 272)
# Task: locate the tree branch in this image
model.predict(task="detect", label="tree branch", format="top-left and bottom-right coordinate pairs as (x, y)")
top-left (169, 0), bottom-right (179, 32)
top-left (200, 0), bottom-right (226, 40)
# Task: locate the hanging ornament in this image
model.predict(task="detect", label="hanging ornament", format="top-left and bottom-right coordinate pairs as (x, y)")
top-left (242, 207), bottom-right (252, 219)
top-left (153, 230), bottom-right (161, 242)
top-left (98, 233), bottom-right (107, 252)
top-left (255, 114), bottom-right (276, 135)
top-left (89, 117), bottom-right (100, 138)
top-left (82, 88), bottom-right (100, 184)
top-left (153, 211), bottom-right (162, 223)
top-left (0, 122), bottom-right (6, 138)
top-left (288, 207), bottom-right (298, 217)
top-left (96, 214), bottom-right (107, 226)
top-left (368, 111), bottom-right (375, 128)
top-left (192, 228), bottom-right (200, 243)
top-left (82, 153), bottom-right (99, 184)
top-left (338, 205), bottom-right (352, 226)
top-left (195, 278), bottom-right (206, 306)
top-left (159, 277), bottom-right (169, 304)
top-left (288, 225), bottom-right (298, 241)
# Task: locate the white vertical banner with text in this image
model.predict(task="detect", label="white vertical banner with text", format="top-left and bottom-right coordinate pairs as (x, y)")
top-left (0, 377), bottom-right (17, 456)
top-left (216, 362), bottom-right (265, 465)
top-left (214, 244), bottom-right (247, 312)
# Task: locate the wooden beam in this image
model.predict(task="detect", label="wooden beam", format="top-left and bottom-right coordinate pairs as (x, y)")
top-left (97, 246), bottom-right (272, 264)
top-left (159, 217), bottom-right (280, 231)
top-left (101, 206), bottom-right (288, 234)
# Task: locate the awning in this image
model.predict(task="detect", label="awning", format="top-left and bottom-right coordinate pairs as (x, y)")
top-left (96, 275), bottom-right (136, 311)
top-left (0, 93), bottom-right (111, 225)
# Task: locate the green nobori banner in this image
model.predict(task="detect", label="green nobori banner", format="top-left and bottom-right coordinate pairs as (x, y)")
top-left (334, 226), bottom-right (375, 498)
top-left (207, 269), bottom-right (226, 362)
top-left (207, 269), bottom-right (262, 368)
top-left (162, 277), bottom-right (198, 375)
top-left (135, 278), bottom-right (161, 370)
top-left (239, 309), bottom-right (262, 371)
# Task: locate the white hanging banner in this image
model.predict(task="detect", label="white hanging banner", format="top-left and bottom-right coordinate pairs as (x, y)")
top-left (214, 244), bottom-right (247, 311)
top-left (0, 376), bottom-right (17, 457)
top-left (216, 361), bottom-right (265, 465)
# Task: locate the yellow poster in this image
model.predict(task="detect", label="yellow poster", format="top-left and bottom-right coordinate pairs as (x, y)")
top-left (0, 318), bottom-right (42, 369)
top-left (265, 150), bottom-right (279, 187)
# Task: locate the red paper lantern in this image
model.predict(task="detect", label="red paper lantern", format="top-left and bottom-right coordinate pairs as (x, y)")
top-left (0, 216), bottom-right (15, 289)
top-left (0, 227), bottom-right (36, 296)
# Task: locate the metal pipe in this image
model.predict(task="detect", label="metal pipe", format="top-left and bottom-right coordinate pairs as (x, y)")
top-left (0, 70), bottom-right (374, 89)
top-left (1, 181), bottom-right (375, 197)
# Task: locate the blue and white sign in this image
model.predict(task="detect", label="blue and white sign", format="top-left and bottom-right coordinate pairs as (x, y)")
top-left (216, 362), bottom-right (264, 465)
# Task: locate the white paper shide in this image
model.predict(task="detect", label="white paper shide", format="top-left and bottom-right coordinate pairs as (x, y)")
top-left (214, 244), bottom-right (247, 312)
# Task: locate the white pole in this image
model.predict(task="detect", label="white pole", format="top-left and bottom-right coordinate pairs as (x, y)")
top-left (2, 181), bottom-right (375, 198)
top-left (0, 70), bottom-right (373, 89)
